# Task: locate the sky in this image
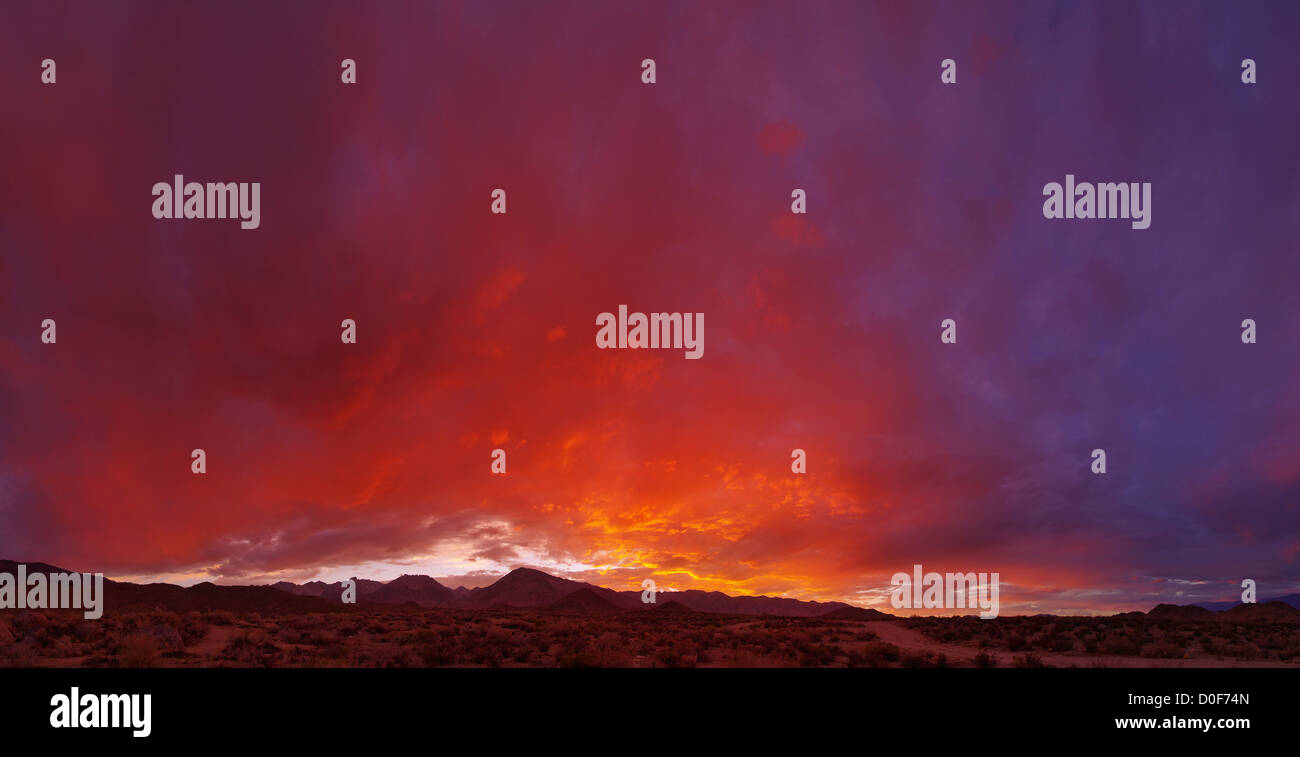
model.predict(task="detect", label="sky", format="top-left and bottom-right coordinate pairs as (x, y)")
top-left (1, 0), bottom-right (1298, 614)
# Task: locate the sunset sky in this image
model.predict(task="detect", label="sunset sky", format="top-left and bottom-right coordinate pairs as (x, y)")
top-left (1, 1), bottom-right (1298, 614)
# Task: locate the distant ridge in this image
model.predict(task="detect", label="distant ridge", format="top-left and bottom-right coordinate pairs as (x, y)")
top-left (1218, 600), bottom-right (1300, 623)
top-left (22, 558), bottom-right (1294, 621)
top-left (0, 560), bottom-right (71, 575)
top-left (1193, 593), bottom-right (1300, 612)
top-left (106, 581), bottom-right (350, 614)
top-left (275, 578), bottom-right (385, 600)
top-left (1147, 603), bottom-right (1214, 621)
top-left (0, 560), bottom-right (863, 618)
top-left (546, 587), bottom-right (624, 614)
top-left (1145, 600), bottom-right (1300, 624)
top-left (367, 574), bottom-right (454, 607)
top-left (617, 589), bottom-right (853, 617)
top-left (466, 567), bottom-right (630, 609)
top-left (820, 606), bottom-right (893, 621)
top-left (268, 567), bottom-right (860, 616)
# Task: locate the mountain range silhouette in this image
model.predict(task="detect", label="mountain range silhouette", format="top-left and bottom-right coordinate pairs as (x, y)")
top-left (2, 560), bottom-right (1296, 620)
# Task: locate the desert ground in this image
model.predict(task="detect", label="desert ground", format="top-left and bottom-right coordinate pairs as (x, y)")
top-left (3, 607), bottom-right (1298, 668)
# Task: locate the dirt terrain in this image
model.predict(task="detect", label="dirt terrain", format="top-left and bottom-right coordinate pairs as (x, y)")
top-left (4, 606), bottom-right (1298, 668)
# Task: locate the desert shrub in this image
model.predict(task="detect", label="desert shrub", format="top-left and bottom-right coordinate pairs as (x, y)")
top-left (222, 632), bottom-right (256, 655)
top-left (1220, 641), bottom-right (1262, 659)
top-left (798, 644), bottom-right (838, 667)
top-left (1049, 636), bottom-right (1074, 653)
top-left (1141, 641), bottom-right (1184, 659)
top-left (149, 609), bottom-right (180, 627)
top-left (859, 641), bottom-right (900, 667)
top-left (177, 614), bottom-right (210, 645)
top-left (407, 629), bottom-right (441, 645)
top-left (205, 610), bottom-right (236, 626)
top-left (421, 640), bottom-right (456, 666)
top-left (1100, 636), bottom-right (1140, 656)
top-left (44, 636), bottom-right (77, 656)
top-left (558, 649), bottom-right (599, 668)
top-left (726, 648), bottom-right (785, 668)
top-left (0, 641), bottom-right (38, 667)
top-left (119, 634), bottom-right (159, 667)
top-left (305, 630), bottom-right (340, 647)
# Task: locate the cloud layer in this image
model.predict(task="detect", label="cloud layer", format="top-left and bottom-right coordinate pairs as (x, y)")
top-left (1, 1), bottom-right (1298, 612)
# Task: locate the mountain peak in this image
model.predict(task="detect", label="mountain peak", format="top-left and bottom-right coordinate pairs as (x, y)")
top-left (548, 587), bottom-right (623, 613)
top-left (500, 567), bottom-right (551, 579)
